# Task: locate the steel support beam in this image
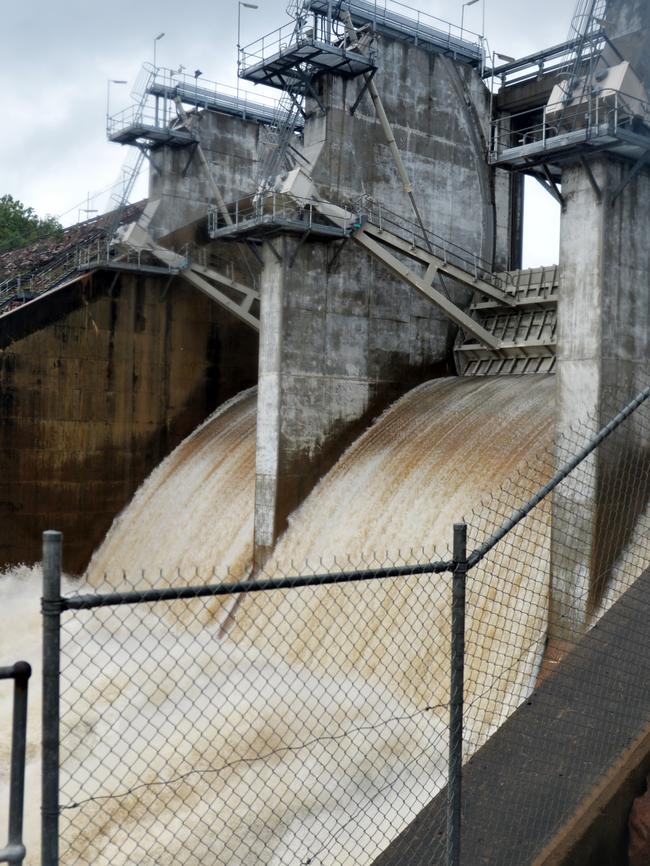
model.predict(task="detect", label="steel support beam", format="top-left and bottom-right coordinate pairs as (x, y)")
top-left (182, 266), bottom-right (260, 331)
top-left (359, 223), bottom-right (515, 306)
top-left (354, 229), bottom-right (502, 350)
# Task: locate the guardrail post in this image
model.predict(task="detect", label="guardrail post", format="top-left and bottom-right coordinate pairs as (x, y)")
top-left (448, 522), bottom-right (467, 866)
top-left (41, 531), bottom-right (62, 866)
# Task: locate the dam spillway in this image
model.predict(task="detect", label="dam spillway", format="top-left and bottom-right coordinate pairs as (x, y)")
top-left (2, 0), bottom-right (650, 861)
top-left (86, 375), bottom-right (556, 583)
top-left (2, 374), bottom-right (558, 865)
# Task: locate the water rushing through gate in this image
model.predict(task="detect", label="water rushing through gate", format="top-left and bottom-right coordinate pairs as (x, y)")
top-left (1, 374), bottom-right (587, 865)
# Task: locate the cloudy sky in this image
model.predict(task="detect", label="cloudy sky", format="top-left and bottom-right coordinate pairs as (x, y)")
top-left (2, 0), bottom-right (571, 265)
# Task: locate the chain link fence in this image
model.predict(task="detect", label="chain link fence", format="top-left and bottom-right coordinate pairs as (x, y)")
top-left (41, 383), bottom-right (650, 866)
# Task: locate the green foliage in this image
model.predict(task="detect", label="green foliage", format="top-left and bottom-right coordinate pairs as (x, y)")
top-left (0, 194), bottom-right (64, 254)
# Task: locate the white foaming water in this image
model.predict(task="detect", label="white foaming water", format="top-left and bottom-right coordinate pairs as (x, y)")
top-left (86, 387), bottom-right (258, 589)
top-left (11, 374), bottom-right (648, 865)
top-left (0, 566), bottom-right (80, 865)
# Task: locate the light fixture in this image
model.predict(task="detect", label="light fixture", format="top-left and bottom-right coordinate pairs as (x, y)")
top-left (237, 1), bottom-right (260, 101)
top-left (106, 79), bottom-right (128, 133)
top-left (461, 0), bottom-right (479, 38)
top-left (153, 32), bottom-right (165, 69)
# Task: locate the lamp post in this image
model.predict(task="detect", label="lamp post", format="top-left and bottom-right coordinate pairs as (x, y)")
top-left (460, 0), bottom-right (479, 40)
top-left (106, 79), bottom-right (127, 135)
top-left (237, 1), bottom-right (259, 102)
top-left (153, 32), bottom-right (165, 70)
top-left (489, 51), bottom-right (515, 154)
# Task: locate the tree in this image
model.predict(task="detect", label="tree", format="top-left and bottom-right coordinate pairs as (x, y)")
top-left (0, 195), bottom-right (63, 254)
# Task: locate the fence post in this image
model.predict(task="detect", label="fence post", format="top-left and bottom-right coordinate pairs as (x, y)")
top-left (41, 531), bottom-right (62, 866)
top-left (8, 661), bottom-right (31, 866)
top-left (448, 522), bottom-right (467, 866)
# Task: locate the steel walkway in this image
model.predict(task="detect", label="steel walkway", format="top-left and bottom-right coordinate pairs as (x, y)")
top-left (1, 194), bottom-right (557, 376)
top-left (208, 189), bottom-right (559, 372)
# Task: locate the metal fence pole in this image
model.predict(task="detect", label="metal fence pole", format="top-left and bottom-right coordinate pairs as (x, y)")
top-left (0, 661), bottom-right (31, 866)
top-left (41, 531), bottom-right (62, 866)
top-left (448, 522), bottom-right (467, 866)
top-left (8, 662), bottom-right (31, 866)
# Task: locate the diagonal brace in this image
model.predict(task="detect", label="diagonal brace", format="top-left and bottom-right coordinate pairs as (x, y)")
top-left (354, 230), bottom-right (501, 350)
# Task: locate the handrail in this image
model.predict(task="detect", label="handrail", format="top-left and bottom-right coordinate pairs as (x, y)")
top-left (0, 662), bottom-right (31, 866)
top-left (0, 231), bottom-right (108, 311)
top-left (151, 67), bottom-right (280, 113)
top-left (209, 192), bottom-right (356, 235)
top-left (356, 197), bottom-right (500, 285)
top-left (490, 89), bottom-right (650, 160)
top-left (209, 190), bottom-right (502, 288)
top-left (241, 0), bottom-right (482, 71)
top-left (0, 235), bottom-right (189, 315)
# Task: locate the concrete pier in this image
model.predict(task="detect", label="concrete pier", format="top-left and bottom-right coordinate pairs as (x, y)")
top-left (253, 36), bottom-right (505, 562)
top-left (607, 0), bottom-right (650, 87)
top-left (552, 156), bottom-right (650, 640)
top-left (147, 110), bottom-right (263, 240)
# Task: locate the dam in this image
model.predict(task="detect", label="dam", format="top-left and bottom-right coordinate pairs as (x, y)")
top-left (1, 0), bottom-right (650, 863)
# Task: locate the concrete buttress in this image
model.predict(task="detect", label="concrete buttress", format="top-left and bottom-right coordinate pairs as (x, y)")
top-left (552, 156), bottom-right (650, 641)
top-left (253, 34), bottom-right (499, 563)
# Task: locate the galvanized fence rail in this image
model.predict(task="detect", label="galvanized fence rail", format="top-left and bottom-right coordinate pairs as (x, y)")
top-left (0, 662), bottom-right (31, 866)
top-left (40, 383), bottom-right (650, 866)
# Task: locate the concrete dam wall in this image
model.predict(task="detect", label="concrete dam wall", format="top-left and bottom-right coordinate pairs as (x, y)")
top-left (0, 270), bottom-right (257, 572)
top-left (3, 0), bottom-right (650, 861)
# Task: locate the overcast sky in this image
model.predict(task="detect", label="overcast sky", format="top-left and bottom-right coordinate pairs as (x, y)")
top-left (2, 0), bottom-right (570, 265)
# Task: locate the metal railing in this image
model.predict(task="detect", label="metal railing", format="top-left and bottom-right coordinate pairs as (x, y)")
top-left (490, 89), bottom-right (650, 161)
top-left (0, 236), bottom-right (189, 316)
top-left (209, 189), bottom-right (506, 289)
top-left (74, 240), bottom-right (190, 274)
top-left (486, 32), bottom-right (605, 88)
top-left (208, 192), bottom-right (358, 236)
top-left (356, 197), bottom-right (506, 288)
top-left (0, 233), bottom-right (107, 313)
top-left (106, 104), bottom-right (179, 139)
top-left (240, 0), bottom-right (483, 73)
top-left (0, 663), bottom-right (31, 866)
top-left (0, 200), bottom-right (146, 314)
top-left (109, 68), bottom-right (285, 137)
top-left (151, 67), bottom-right (281, 119)
top-left (308, 0), bottom-right (482, 54)
top-left (240, 18), bottom-right (325, 73)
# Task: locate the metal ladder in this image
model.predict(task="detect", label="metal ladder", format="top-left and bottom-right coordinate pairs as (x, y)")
top-left (255, 0), bottom-right (317, 190)
top-left (103, 64), bottom-right (157, 236)
top-left (256, 87), bottom-right (305, 189)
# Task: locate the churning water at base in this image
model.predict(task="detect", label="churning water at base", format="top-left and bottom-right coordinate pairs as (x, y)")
top-left (8, 373), bottom-right (642, 865)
